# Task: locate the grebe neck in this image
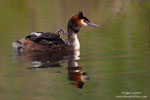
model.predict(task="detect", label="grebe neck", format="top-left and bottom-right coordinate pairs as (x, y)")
top-left (68, 33), bottom-right (80, 50)
top-left (67, 15), bottom-right (81, 50)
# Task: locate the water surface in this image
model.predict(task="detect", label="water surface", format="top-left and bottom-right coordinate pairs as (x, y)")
top-left (0, 0), bottom-right (150, 100)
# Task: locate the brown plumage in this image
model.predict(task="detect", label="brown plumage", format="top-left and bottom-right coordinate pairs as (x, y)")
top-left (14, 31), bottom-right (69, 52)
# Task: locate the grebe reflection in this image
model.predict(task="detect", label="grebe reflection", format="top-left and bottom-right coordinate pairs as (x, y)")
top-left (14, 50), bottom-right (89, 89)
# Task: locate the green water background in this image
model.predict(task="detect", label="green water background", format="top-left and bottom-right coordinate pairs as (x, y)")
top-left (0, 0), bottom-right (150, 100)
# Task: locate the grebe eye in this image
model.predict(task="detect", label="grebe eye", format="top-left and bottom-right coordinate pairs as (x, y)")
top-left (83, 20), bottom-right (89, 23)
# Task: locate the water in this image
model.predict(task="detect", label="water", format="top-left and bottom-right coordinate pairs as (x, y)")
top-left (0, 0), bottom-right (150, 100)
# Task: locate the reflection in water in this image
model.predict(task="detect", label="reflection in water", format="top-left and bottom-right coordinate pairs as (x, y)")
top-left (67, 50), bottom-right (89, 88)
top-left (13, 50), bottom-right (89, 89)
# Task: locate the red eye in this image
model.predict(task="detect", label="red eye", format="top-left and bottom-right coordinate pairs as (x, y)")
top-left (83, 20), bottom-right (88, 23)
top-left (83, 20), bottom-right (86, 22)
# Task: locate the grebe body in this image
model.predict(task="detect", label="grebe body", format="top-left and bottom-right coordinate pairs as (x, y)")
top-left (13, 31), bottom-right (69, 52)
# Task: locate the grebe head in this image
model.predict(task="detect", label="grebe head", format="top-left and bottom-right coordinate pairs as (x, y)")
top-left (67, 12), bottom-right (99, 33)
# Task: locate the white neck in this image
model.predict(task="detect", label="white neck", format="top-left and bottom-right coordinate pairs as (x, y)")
top-left (68, 33), bottom-right (80, 50)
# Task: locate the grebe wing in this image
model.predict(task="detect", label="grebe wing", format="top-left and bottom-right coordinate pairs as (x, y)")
top-left (26, 32), bottom-right (66, 46)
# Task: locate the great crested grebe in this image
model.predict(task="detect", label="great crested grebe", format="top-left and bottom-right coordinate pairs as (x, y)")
top-left (13, 12), bottom-right (99, 52)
